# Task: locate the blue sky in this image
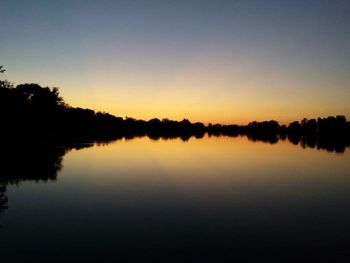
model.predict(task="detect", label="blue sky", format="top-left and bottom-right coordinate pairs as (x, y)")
top-left (1, 0), bottom-right (349, 123)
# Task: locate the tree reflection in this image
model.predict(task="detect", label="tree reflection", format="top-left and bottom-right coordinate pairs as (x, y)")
top-left (0, 143), bottom-right (93, 227)
top-left (0, 184), bottom-right (7, 228)
top-left (0, 132), bottom-right (349, 228)
top-left (245, 133), bottom-right (350, 153)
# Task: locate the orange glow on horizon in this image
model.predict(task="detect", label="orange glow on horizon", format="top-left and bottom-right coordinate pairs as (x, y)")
top-left (66, 94), bottom-right (350, 126)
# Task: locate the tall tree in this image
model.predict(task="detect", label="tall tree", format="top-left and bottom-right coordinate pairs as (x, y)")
top-left (0, 66), bottom-right (13, 89)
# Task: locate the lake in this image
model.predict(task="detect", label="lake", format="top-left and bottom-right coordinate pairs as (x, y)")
top-left (1, 135), bottom-right (350, 262)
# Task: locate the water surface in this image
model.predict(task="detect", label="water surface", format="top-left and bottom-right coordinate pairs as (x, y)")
top-left (1, 136), bottom-right (350, 261)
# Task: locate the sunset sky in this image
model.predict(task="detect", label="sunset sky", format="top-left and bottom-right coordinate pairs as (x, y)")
top-left (1, 0), bottom-right (349, 124)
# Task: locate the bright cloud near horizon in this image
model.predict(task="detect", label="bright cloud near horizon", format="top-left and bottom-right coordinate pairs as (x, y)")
top-left (1, 0), bottom-right (349, 124)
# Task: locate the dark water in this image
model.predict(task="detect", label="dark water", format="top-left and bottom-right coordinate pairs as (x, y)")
top-left (1, 136), bottom-right (350, 262)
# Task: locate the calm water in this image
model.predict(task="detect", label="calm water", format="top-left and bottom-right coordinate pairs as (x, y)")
top-left (1, 136), bottom-right (350, 262)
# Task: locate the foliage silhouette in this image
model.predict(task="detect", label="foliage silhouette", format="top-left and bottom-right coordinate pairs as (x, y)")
top-left (0, 68), bottom-right (349, 152)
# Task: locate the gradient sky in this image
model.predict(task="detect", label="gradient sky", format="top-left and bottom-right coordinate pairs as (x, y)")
top-left (1, 0), bottom-right (349, 124)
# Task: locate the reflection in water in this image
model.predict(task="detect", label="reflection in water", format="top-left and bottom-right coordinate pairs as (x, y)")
top-left (0, 134), bottom-right (349, 223)
top-left (0, 143), bottom-right (94, 226)
top-left (0, 184), bottom-right (7, 228)
top-left (0, 135), bottom-right (350, 261)
top-left (1, 145), bottom-right (64, 184)
top-left (287, 133), bottom-right (350, 153)
top-left (243, 133), bottom-right (349, 153)
top-left (0, 144), bottom-right (64, 228)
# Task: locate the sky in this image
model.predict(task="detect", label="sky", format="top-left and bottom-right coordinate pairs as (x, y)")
top-left (1, 0), bottom-right (349, 124)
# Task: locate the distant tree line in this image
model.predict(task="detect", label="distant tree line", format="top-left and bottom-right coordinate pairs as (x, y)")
top-left (208, 117), bottom-right (350, 153)
top-left (1, 66), bottom-right (349, 151)
top-left (0, 82), bottom-right (206, 142)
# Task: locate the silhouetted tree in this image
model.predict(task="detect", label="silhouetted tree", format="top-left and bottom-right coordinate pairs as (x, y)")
top-left (301, 118), bottom-right (317, 134)
top-left (288, 121), bottom-right (301, 133)
top-left (0, 66), bottom-right (13, 89)
top-left (0, 70), bottom-right (349, 152)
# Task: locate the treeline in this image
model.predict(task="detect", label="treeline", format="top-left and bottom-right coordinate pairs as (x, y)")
top-left (1, 78), bottom-right (349, 150)
top-left (208, 117), bottom-right (350, 136)
top-left (0, 82), bottom-right (206, 142)
top-left (208, 117), bottom-right (350, 139)
top-left (208, 117), bottom-right (350, 153)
